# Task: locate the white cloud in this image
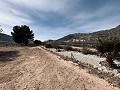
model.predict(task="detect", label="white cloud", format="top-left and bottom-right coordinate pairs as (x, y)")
top-left (0, 0), bottom-right (120, 41)
top-left (0, 1), bottom-right (31, 26)
top-left (0, 12), bottom-right (31, 25)
top-left (6, 0), bottom-right (69, 13)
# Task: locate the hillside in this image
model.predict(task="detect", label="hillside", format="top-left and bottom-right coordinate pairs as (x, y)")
top-left (0, 33), bottom-right (13, 42)
top-left (55, 25), bottom-right (120, 45)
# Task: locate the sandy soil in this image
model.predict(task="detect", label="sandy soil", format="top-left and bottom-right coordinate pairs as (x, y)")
top-left (0, 47), bottom-right (119, 90)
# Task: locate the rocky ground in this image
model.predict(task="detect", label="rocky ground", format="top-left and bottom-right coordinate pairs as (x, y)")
top-left (0, 46), bottom-right (119, 90)
top-left (49, 48), bottom-right (120, 76)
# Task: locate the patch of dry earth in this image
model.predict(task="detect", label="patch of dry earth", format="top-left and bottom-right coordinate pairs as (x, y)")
top-left (0, 47), bottom-right (119, 90)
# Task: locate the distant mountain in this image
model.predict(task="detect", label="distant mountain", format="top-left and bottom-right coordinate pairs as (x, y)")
top-left (54, 25), bottom-right (120, 45)
top-left (0, 33), bottom-right (13, 42)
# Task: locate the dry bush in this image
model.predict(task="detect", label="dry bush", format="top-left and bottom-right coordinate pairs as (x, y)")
top-left (64, 46), bottom-right (73, 51)
top-left (81, 48), bottom-right (93, 55)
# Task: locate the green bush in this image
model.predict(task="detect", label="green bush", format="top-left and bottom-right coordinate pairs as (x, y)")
top-left (96, 38), bottom-right (120, 68)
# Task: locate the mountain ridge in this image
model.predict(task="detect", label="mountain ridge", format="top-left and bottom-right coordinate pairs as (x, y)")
top-left (56, 25), bottom-right (120, 43)
top-left (0, 33), bottom-right (13, 42)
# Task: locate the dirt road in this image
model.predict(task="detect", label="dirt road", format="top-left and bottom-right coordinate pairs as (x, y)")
top-left (0, 47), bottom-right (119, 90)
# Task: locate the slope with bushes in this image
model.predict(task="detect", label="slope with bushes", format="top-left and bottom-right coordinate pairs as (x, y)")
top-left (54, 25), bottom-right (120, 46)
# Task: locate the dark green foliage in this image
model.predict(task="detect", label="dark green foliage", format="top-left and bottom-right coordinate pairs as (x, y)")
top-left (11, 25), bottom-right (34, 46)
top-left (45, 44), bottom-right (53, 48)
top-left (34, 40), bottom-right (42, 46)
top-left (96, 38), bottom-right (120, 68)
top-left (96, 38), bottom-right (120, 54)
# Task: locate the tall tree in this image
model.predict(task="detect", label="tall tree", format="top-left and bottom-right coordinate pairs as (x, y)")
top-left (11, 25), bottom-right (34, 45)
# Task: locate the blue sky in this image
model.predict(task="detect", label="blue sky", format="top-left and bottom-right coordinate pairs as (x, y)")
top-left (0, 0), bottom-right (120, 41)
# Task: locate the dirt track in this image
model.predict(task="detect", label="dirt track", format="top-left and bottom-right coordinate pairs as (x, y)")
top-left (0, 47), bottom-right (119, 90)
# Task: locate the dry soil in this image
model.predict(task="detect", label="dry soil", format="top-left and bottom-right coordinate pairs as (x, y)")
top-left (0, 47), bottom-right (119, 90)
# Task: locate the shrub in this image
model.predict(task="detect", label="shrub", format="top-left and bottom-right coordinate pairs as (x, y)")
top-left (34, 40), bottom-right (42, 46)
top-left (56, 49), bottom-right (62, 52)
top-left (71, 48), bottom-right (81, 52)
top-left (64, 46), bottom-right (73, 51)
top-left (53, 45), bottom-right (63, 49)
top-left (96, 38), bottom-right (120, 68)
top-left (81, 48), bottom-right (92, 55)
top-left (45, 44), bottom-right (53, 48)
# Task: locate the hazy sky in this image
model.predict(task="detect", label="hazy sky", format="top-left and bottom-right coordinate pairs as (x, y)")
top-left (0, 0), bottom-right (120, 41)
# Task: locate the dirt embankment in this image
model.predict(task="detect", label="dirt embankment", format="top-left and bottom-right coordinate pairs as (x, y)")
top-left (0, 47), bottom-right (119, 90)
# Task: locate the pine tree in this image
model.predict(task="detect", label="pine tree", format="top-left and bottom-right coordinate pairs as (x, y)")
top-left (11, 25), bottom-right (34, 45)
